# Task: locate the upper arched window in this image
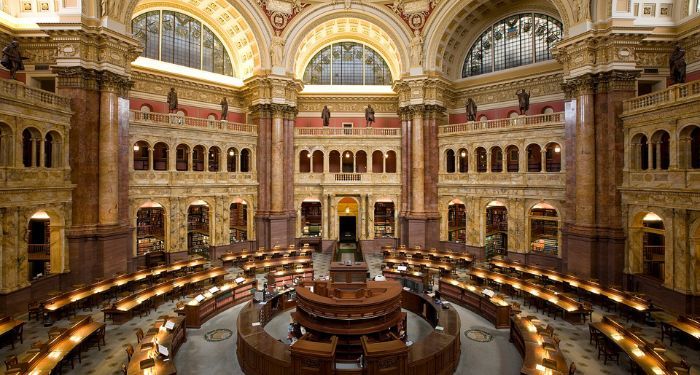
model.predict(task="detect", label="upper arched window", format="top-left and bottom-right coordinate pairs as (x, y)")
top-left (462, 13), bottom-right (562, 78)
top-left (132, 10), bottom-right (234, 76)
top-left (303, 42), bottom-right (392, 85)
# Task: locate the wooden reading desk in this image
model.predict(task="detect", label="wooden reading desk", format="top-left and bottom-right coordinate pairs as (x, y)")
top-left (383, 257), bottom-right (455, 274)
top-left (0, 316), bottom-right (24, 349)
top-left (126, 316), bottom-right (186, 375)
top-left (510, 315), bottom-right (569, 375)
top-left (439, 277), bottom-right (511, 328)
top-left (220, 246), bottom-right (312, 267)
top-left (382, 246), bottom-right (473, 267)
top-left (241, 255), bottom-right (313, 273)
top-left (659, 315), bottom-right (700, 346)
top-left (13, 315), bottom-right (104, 375)
top-left (178, 277), bottom-right (256, 328)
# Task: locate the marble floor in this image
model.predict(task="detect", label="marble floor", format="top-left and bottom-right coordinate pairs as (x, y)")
top-left (1, 253), bottom-right (698, 375)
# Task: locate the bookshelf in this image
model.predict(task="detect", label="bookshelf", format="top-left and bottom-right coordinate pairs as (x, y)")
top-left (301, 202), bottom-right (322, 237)
top-left (485, 233), bottom-right (506, 259)
top-left (529, 207), bottom-right (559, 255)
top-left (136, 208), bottom-right (165, 256)
top-left (188, 232), bottom-right (210, 257)
top-left (374, 202), bottom-right (395, 238)
top-left (188, 205), bottom-right (209, 233)
top-left (230, 203), bottom-right (248, 243)
top-left (485, 206), bottom-right (507, 235)
top-left (448, 204), bottom-right (466, 242)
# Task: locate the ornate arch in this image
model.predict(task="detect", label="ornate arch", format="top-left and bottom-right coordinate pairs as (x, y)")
top-left (283, 5), bottom-right (412, 80)
top-left (422, 0), bottom-right (574, 78)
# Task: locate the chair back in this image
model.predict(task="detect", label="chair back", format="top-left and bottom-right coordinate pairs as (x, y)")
top-left (124, 343), bottom-right (134, 360)
top-left (4, 354), bottom-right (18, 370)
top-left (135, 328), bottom-right (144, 343)
top-left (568, 362), bottom-right (576, 375)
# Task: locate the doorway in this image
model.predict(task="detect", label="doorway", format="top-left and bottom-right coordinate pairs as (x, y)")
top-left (339, 217), bottom-right (357, 242)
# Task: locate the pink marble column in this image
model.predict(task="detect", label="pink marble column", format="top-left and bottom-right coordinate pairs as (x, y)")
top-left (574, 79), bottom-right (596, 226)
top-left (411, 107), bottom-right (424, 214)
top-left (270, 105), bottom-right (285, 213)
top-left (98, 88), bottom-right (120, 225)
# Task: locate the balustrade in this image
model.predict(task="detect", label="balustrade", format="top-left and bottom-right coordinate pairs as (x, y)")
top-left (623, 81), bottom-right (700, 113)
top-left (439, 112), bottom-right (564, 135)
top-left (130, 110), bottom-right (257, 135)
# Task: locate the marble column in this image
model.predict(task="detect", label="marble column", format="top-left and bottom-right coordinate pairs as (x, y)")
top-left (99, 85), bottom-right (120, 225)
top-left (270, 105), bottom-right (285, 213)
top-left (411, 106), bottom-right (425, 214)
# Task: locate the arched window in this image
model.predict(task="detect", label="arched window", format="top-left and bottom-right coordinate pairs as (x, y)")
top-left (372, 151), bottom-right (384, 173)
top-left (44, 131), bottom-right (62, 168)
top-left (312, 151), bottom-right (324, 173)
top-left (641, 212), bottom-right (665, 281)
top-left (132, 10), bottom-right (234, 76)
top-left (527, 144), bottom-right (542, 172)
top-left (491, 146), bottom-right (503, 172)
top-left (329, 151), bottom-right (341, 173)
top-left (446, 149), bottom-right (456, 173)
top-left (240, 149), bottom-right (251, 172)
top-left (0, 123), bottom-right (13, 166)
top-left (632, 134), bottom-right (649, 170)
top-left (506, 145), bottom-right (519, 172)
top-left (529, 203), bottom-right (559, 255)
top-left (545, 143), bottom-right (561, 172)
top-left (208, 146), bottom-right (220, 172)
top-left (192, 145), bottom-right (205, 171)
top-left (476, 147), bottom-right (487, 172)
top-left (227, 148), bottom-right (238, 172)
top-left (356, 151), bottom-right (367, 173)
top-left (458, 149), bottom-right (468, 173)
top-left (690, 127), bottom-right (700, 169)
top-left (299, 150), bottom-right (311, 173)
top-left (153, 142), bottom-right (168, 171)
top-left (651, 131), bottom-right (670, 170)
top-left (462, 13), bottom-right (563, 77)
top-left (386, 151), bottom-right (397, 173)
top-left (679, 126), bottom-right (700, 169)
top-left (133, 141), bottom-right (150, 170)
top-left (342, 150), bottom-right (354, 173)
top-left (302, 42), bottom-right (392, 85)
top-left (176, 144), bottom-right (189, 171)
top-left (22, 128), bottom-right (41, 167)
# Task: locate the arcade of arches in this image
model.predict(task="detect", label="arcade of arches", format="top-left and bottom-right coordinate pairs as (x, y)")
top-left (1, 0), bottom-right (700, 374)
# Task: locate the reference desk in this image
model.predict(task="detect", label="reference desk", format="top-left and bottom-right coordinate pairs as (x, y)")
top-left (0, 316), bottom-right (24, 348)
top-left (510, 315), bottom-right (569, 375)
top-left (13, 315), bottom-right (104, 375)
top-left (439, 277), bottom-right (511, 328)
top-left (126, 316), bottom-right (186, 375)
top-left (382, 246), bottom-right (473, 267)
top-left (107, 267), bottom-right (227, 324)
top-left (179, 278), bottom-right (256, 328)
top-left (491, 259), bottom-right (650, 315)
top-left (591, 315), bottom-right (680, 375)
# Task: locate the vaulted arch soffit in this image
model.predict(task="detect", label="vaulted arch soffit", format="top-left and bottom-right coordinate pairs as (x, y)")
top-left (122, 0), bottom-right (270, 79)
top-left (423, 0), bottom-right (575, 79)
top-left (283, 5), bottom-right (412, 80)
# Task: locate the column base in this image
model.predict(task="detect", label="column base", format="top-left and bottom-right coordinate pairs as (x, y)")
top-left (255, 213), bottom-right (296, 249)
top-left (562, 224), bottom-right (625, 286)
top-left (66, 224), bottom-right (132, 285)
top-left (400, 214), bottom-right (440, 249)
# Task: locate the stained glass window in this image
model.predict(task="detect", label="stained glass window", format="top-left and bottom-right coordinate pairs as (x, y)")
top-left (462, 13), bottom-right (562, 78)
top-left (132, 10), bottom-right (233, 76)
top-left (303, 42), bottom-right (392, 85)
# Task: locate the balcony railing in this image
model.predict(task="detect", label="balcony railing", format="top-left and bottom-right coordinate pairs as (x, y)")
top-left (295, 127), bottom-right (401, 137)
top-left (334, 173), bottom-right (362, 182)
top-left (439, 112), bottom-right (564, 135)
top-left (623, 81), bottom-right (700, 114)
top-left (130, 110), bottom-right (258, 135)
top-left (28, 244), bottom-right (50, 255)
top-left (0, 79), bottom-right (71, 109)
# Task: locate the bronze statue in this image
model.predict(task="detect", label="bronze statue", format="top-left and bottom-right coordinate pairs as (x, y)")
top-left (365, 104), bottom-right (375, 127)
top-left (669, 44), bottom-right (686, 85)
top-left (321, 105), bottom-right (331, 127)
top-left (516, 89), bottom-right (530, 115)
top-left (167, 88), bottom-right (178, 113)
top-left (220, 97), bottom-right (228, 121)
top-left (1, 40), bottom-right (27, 80)
top-left (465, 98), bottom-right (477, 122)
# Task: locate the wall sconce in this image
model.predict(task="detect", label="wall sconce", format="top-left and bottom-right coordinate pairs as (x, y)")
top-left (345, 207), bottom-right (350, 214)
top-left (229, 150), bottom-right (235, 156)
top-left (554, 146), bottom-right (561, 153)
top-left (461, 151), bottom-right (466, 157)
top-left (133, 145), bottom-right (140, 151)
top-left (345, 152), bottom-right (350, 158)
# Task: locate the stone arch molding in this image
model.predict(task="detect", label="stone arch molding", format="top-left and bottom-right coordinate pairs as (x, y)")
top-left (282, 4), bottom-right (412, 80)
top-left (119, 0), bottom-right (269, 79)
top-left (422, 0), bottom-right (575, 77)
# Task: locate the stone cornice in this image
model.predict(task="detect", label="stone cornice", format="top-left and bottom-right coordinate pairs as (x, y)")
top-left (243, 75), bottom-right (303, 109)
top-left (561, 70), bottom-right (641, 98)
top-left (131, 69), bottom-right (244, 108)
top-left (393, 76), bottom-right (451, 109)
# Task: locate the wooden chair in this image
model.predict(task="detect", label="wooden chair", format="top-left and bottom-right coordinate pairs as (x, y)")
top-left (580, 302), bottom-right (594, 323)
top-left (11, 324), bottom-right (23, 348)
top-left (568, 362), bottom-right (576, 375)
top-left (27, 301), bottom-right (43, 321)
top-left (135, 328), bottom-right (144, 343)
top-left (598, 339), bottom-right (620, 365)
top-left (124, 343), bottom-right (134, 362)
top-left (589, 325), bottom-right (603, 347)
top-left (4, 354), bottom-right (18, 371)
top-left (89, 325), bottom-right (106, 351)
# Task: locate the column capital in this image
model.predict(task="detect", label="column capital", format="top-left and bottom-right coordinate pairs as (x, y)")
top-left (99, 71), bottom-right (134, 98)
top-left (596, 70), bottom-right (641, 93)
top-left (561, 73), bottom-right (596, 99)
top-left (53, 66), bottom-right (100, 91)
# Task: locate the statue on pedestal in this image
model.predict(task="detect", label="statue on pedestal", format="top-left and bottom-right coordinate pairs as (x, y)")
top-left (321, 105), bottom-right (331, 127)
top-left (365, 105), bottom-right (375, 127)
top-left (669, 44), bottom-right (686, 85)
top-left (220, 97), bottom-right (229, 121)
top-left (167, 88), bottom-right (178, 113)
top-left (1, 40), bottom-right (27, 80)
top-left (516, 89), bottom-right (530, 115)
top-left (465, 98), bottom-right (477, 122)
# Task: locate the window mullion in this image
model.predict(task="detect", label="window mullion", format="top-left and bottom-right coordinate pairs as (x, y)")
top-left (158, 10), bottom-right (162, 61)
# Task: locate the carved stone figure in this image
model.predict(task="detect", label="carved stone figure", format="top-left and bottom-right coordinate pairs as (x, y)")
top-left (365, 105), bottom-right (375, 127)
top-left (516, 89), bottom-right (530, 115)
top-left (220, 97), bottom-right (229, 121)
top-left (669, 44), bottom-right (686, 85)
top-left (1, 40), bottom-right (27, 80)
top-left (271, 31), bottom-right (285, 67)
top-left (410, 29), bottom-right (423, 67)
top-left (167, 88), bottom-right (178, 113)
top-left (465, 98), bottom-right (477, 122)
top-left (321, 105), bottom-right (331, 127)
top-left (575, 0), bottom-right (590, 22)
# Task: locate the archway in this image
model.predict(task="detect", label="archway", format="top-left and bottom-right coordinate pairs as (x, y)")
top-left (27, 211), bottom-right (51, 281)
top-left (301, 200), bottom-right (322, 238)
top-left (485, 201), bottom-right (507, 259)
top-left (136, 202), bottom-right (165, 256)
top-left (374, 200), bottom-right (395, 238)
top-left (448, 199), bottom-right (466, 243)
top-left (641, 212), bottom-right (665, 281)
top-left (338, 197), bottom-right (358, 243)
top-left (529, 203), bottom-right (560, 255)
top-left (230, 200), bottom-right (248, 243)
top-left (187, 200), bottom-right (210, 257)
